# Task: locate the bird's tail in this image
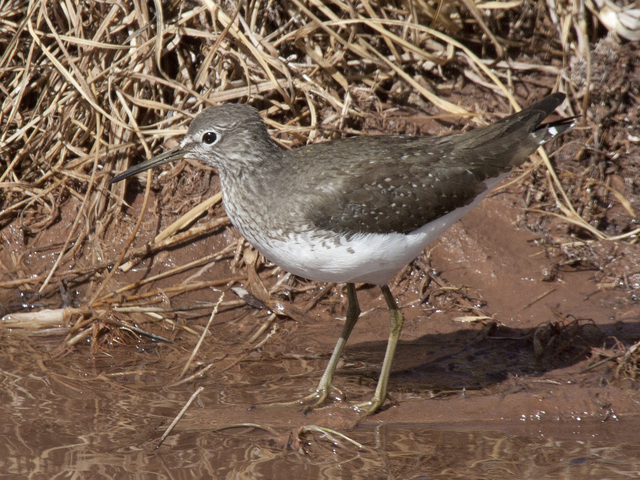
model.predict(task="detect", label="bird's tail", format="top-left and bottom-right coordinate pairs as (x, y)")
top-left (529, 116), bottom-right (578, 146)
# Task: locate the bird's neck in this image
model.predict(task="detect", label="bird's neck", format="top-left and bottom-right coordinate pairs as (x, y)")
top-left (217, 144), bottom-right (285, 235)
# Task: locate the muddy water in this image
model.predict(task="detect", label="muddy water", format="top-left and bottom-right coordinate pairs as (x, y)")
top-left (2, 194), bottom-right (640, 479)
top-left (1, 333), bottom-right (639, 479)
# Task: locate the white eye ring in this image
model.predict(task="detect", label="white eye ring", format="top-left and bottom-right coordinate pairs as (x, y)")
top-left (202, 131), bottom-right (218, 144)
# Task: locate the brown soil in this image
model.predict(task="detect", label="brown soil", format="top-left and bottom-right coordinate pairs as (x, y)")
top-left (4, 181), bottom-right (640, 478)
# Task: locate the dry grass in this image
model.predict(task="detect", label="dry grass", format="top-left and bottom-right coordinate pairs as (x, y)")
top-left (0, 0), bottom-right (638, 345)
top-left (584, 338), bottom-right (640, 381)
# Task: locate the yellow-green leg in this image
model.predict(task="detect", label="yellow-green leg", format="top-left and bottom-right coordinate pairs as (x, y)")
top-left (354, 285), bottom-right (404, 415)
top-left (270, 283), bottom-right (361, 410)
top-left (268, 283), bottom-right (403, 416)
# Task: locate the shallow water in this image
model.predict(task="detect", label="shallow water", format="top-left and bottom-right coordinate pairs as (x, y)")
top-left (2, 189), bottom-right (639, 479)
top-left (1, 323), bottom-right (639, 480)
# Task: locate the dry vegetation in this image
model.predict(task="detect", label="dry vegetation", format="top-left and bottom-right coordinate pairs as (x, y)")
top-left (0, 0), bottom-right (638, 355)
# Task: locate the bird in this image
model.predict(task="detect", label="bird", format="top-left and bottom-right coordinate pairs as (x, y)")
top-left (112, 93), bottom-right (573, 415)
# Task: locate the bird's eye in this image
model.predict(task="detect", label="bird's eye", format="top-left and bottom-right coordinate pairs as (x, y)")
top-left (202, 131), bottom-right (218, 144)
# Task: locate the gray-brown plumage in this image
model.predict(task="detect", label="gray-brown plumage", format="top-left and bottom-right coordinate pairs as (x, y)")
top-left (113, 94), bottom-right (571, 242)
top-left (291, 94), bottom-right (570, 235)
top-left (112, 93), bottom-right (573, 415)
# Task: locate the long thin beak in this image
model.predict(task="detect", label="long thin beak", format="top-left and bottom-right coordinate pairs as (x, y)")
top-left (110, 145), bottom-right (184, 184)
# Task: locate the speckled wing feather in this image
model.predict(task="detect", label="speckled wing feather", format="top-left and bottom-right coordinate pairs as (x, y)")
top-left (289, 94), bottom-right (569, 235)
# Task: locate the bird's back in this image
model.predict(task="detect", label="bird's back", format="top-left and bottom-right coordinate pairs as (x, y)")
top-left (277, 93), bottom-right (571, 236)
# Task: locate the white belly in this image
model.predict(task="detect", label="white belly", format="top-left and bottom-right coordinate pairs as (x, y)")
top-left (237, 176), bottom-right (507, 286)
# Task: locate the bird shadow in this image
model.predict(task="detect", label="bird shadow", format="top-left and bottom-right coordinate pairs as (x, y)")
top-left (343, 318), bottom-right (640, 393)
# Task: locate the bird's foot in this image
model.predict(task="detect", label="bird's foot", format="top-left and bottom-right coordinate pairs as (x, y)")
top-left (262, 384), bottom-right (346, 413)
top-left (351, 395), bottom-right (386, 416)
